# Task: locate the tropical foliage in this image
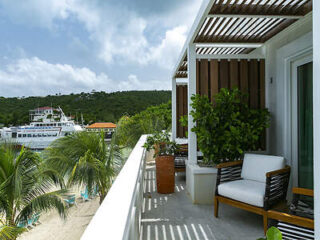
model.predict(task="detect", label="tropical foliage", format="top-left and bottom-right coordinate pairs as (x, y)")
top-left (190, 88), bottom-right (270, 164)
top-left (257, 227), bottom-right (282, 240)
top-left (115, 102), bottom-right (171, 148)
top-left (0, 90), bottom-right (171, 126)
top-left (0, 221), bottom-right (26, 240)
top-left (44, 131), bottom-right (123, 204)
top-left (0, 144), bottom-right (67, 239)
top-left (143, 131), bottom-right (178, 157)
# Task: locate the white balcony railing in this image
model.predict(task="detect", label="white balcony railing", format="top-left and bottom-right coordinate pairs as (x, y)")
top-left (81, 135), bottom-right (149, 240)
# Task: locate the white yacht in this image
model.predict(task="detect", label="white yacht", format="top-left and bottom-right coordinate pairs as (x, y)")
top-left (0, 107), bottom-right (83, 150)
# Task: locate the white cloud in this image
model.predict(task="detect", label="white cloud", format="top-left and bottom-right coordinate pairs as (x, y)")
top-left (0, 0), bottom-right (201, 69)
top-left (146, 26), bottom-right (188, 69)
top-left (0, 57), bottom-right (168, 97)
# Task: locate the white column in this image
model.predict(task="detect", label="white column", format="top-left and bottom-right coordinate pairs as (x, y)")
top-left (313, 1), bottom-right (320, 238)
top-left (171, 77), bottom-right (177, 141)
top-left (187, 43), bottom-right (197, 164)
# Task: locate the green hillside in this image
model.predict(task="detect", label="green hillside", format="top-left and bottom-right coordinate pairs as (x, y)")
top-left (0, 90), bottom-right (171, 126)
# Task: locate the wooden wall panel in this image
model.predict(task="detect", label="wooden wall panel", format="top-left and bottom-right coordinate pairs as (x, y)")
top-left (240, 59), bottom-right (249, 94)
top-left (210, 60), bottom-right (219, 102)
top-left (230, 59), bottom-right (239, 89)
top-left (178, 86), bottom-right (184, 137)
top-left (200, 59), bottom-right (209, 96)
top-left (219, 59), bottom-right (229, 89)
top-left (259, 59), bottom-right (266, 150)
top-left (259, 59), bottom-right (266, 109)
top-left (196, 58), bottom-right (266, 149)
top-left (183, 86), bottom-right (188, 137)
top-left (176, 85), bottom-right (188, 138)
top-left (196, 60), bottom-right (200, 94)
top-left (249, 59), bottom-right (259, 109)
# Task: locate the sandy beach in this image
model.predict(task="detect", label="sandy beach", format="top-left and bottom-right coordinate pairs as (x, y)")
top-left (18, 197), bottom-right (100, 240)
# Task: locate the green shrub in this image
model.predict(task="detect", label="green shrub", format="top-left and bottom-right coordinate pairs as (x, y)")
top-left (115, 102), bottom-right (171, 148)
top-left (190, 88), bottom-right (270, 165)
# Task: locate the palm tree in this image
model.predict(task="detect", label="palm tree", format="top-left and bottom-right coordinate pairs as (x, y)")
top-left (0, 144), bottom-right (67, 239)
top-left (0, 220), bottom-right (25, 240)
top-left (44, 131), bottom-right (122, 204)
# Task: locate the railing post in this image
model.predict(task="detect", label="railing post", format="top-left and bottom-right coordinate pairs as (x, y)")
top-left (172, 77), bottom-right (177, 141)
top-left (187, 43), bottom-right (197, 165)
top-left (313, 1), bottom-right (320, 238)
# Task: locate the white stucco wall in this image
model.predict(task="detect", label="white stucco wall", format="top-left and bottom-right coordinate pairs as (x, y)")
top-left (251, 14), bottom-right (312, 162)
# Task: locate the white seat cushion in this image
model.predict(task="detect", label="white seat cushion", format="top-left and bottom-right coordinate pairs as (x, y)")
top-left (218, 179), bottom-right (266, 207)
top-left (241, 154), bottom-right (285, 183)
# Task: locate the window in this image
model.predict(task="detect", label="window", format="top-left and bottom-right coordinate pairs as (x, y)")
top-left (18, 134), bottom-right (22, 138)
top-left (23, 134), bottom-right (26, 138)
top-left (27, 134), bottom-right (31, 137)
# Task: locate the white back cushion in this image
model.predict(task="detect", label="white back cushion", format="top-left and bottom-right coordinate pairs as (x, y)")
top-left (241, 154), bottom-right (285, 183)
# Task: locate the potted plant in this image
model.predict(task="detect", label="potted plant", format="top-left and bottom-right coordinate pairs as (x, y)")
top-left (144, 131), bottom-right (178, 194)
top-left (190, 88), bottom-right (270, 166)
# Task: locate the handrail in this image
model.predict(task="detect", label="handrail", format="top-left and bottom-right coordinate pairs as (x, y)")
top-left (81, 135), bottom-right (148, 240)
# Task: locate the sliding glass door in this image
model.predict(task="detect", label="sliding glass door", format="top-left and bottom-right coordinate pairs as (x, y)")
top-left (297, 62), bottom-right (313, 189)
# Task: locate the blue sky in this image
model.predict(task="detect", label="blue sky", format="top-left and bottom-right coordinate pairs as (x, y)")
top-left (0, 0), bottom-right (201, 97)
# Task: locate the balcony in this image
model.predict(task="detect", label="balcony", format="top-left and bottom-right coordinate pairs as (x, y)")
top-left (81, 135), bottom-right (263, 240)
top-left (141, 162), bottom-right (262, 240)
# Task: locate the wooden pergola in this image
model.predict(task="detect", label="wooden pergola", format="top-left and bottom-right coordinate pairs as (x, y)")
top-left (173, 0), bottom-right (312, 79)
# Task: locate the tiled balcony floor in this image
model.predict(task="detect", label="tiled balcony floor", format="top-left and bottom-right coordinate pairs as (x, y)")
top-left (141, 162), bottom-right (263, 240)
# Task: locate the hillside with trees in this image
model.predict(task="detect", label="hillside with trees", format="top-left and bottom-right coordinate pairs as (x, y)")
top-left (0, 90), bottom-right (171, 126)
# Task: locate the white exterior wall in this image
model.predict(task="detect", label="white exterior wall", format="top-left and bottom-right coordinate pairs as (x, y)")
top-left (172, 78), bottom-right (177, 140)
top-left (187, 44), bottom-right (197, 165)
top-left (251, 14), bottom-right (312, 163)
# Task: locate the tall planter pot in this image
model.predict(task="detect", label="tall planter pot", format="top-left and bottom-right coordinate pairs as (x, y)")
top-left (155, 155), bottom-right (175, 194)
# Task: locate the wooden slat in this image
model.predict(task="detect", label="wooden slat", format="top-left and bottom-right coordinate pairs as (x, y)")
top-left (176, 85), bottom-right (179, 137)
top-left (259, 59), bottom-right (266, 109)
top-left (216, 160), bottom-right (243, 169)
top-left (178, 86), bottom-right (184, 137)
top-left (292, 187), bottom-right (314, 197)
top-left (219, 59), bottom-right (229, 89)
top-left (196, 60), bottom-right (200, 94)
top-left (267, 210), bottom-right (314, 229)
top-left (249, 59), bottom-right (259, 109)
top-left (266, 166), bottom-right (290, 177)
top-left (183, 85), bottom-right (188, 138)
top-left (210, 60), bottom-right (219, 103)
top-left (230, 59), bottom-right (239, 88)
top-left (200, 59), bottom-right (209, 96)
top-left (240, 59), bottom-right (249, 93)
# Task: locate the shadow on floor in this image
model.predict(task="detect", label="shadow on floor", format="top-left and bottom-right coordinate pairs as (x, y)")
top-left (141, 162), bottom-right (264, 240)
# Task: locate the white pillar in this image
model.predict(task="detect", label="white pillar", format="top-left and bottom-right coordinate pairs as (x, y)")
top-left (313, 1), bottom-right (320, 238)
top-left (172, 77), bottom-right (177, 141)
top-left (187, 43), bottom-right (197, 164)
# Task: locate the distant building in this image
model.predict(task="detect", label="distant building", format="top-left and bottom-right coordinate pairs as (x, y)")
top-left (86, 122), bottom-right (117, 139)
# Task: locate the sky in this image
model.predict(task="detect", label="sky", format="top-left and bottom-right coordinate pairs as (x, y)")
top-left (0, 0), bottom-right (202, 97)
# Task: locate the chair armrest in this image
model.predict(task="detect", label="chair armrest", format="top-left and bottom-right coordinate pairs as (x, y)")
top-left (266, 165), bottom-right (291, 177)
top-left (264, 165), bottom-right (291, 210)
top-left (292, 187), bottom-right (314, 197)
top-left (215, 160), bottom-right (243, 195)
top-left (268, 210), bottom-right (314, 229)
top-left (216, 160), bottom-right (243, 169)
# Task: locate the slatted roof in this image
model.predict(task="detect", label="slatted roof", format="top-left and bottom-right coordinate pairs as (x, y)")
top-left (173, 0), bottom-right (312, 78)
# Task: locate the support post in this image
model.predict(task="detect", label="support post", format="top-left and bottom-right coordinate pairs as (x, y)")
top-left (313, 1), bottom-right (320, 238)
top-left (187, 43), bottom-right (197, 164)
top-left (172, 77), bottom-right (177, 141)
